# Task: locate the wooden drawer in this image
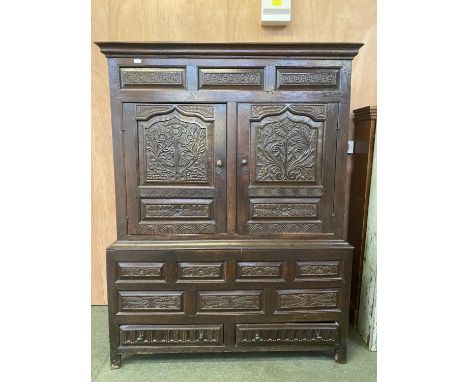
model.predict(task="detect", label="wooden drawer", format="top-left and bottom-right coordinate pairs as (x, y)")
top-left (118, 291), bottom-right (184, 313)
top-left (120, 324), bottom-right (223, 346)
top-left (235, 323), bottom-right (339, 345)
top-left (117, 262), bottom-right (165, 282)
top-left (295, 260), bottom-right (343, 281)
top-left (275, 289), bottom-right (341, 313)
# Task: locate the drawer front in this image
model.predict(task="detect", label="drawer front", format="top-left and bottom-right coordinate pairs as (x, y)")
top-left (276, 289), bottom-right (340, 313)
top-left (197, 290), bottom-right (264, 313)
top-left (118, 291), bottom-right (184, 313)
top-left (236, 323), bottom-right (339, 345)
top-left (295, 260), bottom-right (343, 281)
top-left (177, 262), bottom-right (225, 282)
top-left (120, 324), bottom-right (223, 346)
top-left (117, 262), bottom-right (165, 281)
top-left (276, 68), bottom-right (340, 90)
top-left (236, 261), bottom-right (284, 282)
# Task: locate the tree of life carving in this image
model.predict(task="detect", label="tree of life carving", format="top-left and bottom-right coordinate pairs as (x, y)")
top-left (256, 116), bottom-right (317, 182)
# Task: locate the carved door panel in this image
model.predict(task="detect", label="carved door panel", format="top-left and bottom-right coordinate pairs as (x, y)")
top-left (123, 104), bottom-right (226, 235)
top-left (237, 103), bottom-right (338, 236)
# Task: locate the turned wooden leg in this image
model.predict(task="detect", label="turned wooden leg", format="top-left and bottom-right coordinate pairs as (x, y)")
top-left (110, 352), bottom-right (121, 369)
top-left (334, 344), bottom-right (347, 364)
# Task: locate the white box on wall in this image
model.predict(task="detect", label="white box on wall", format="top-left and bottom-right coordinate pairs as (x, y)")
top-left (261, 0), bottom-right (291, 26)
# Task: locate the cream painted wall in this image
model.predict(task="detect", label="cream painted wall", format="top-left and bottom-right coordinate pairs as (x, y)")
top-left (91, 0), bottom-right (377, 304)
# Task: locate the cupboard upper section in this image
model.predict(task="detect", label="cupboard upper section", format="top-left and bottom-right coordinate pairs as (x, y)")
top-left (96, 42), bottom-right (362, 96)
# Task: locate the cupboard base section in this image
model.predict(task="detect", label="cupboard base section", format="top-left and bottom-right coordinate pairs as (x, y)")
top-left (106, 241), bottom-right (353, 368)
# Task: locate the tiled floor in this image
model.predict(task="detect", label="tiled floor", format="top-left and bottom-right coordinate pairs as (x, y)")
top-left (92, 306), bottom-right (376, 382)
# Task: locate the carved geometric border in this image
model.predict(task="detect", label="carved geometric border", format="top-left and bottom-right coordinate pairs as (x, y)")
top-left (247, 223), bottom-right (322, 234)
top-left (248, 187), bottom-right (324, 198)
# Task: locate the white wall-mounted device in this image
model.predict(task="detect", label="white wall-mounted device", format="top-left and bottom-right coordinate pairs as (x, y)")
top-left (261, 0), bottom-right (292, 26)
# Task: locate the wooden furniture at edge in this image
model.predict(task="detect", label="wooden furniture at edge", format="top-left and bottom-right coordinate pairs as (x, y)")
top-left (97, 42), bottom-right (363, 368)
top-left (348, 106), bottom-right (377, 326)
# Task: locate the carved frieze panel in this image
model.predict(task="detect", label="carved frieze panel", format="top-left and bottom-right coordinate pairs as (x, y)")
top-left (120, 67), bottom-right (185, 88)
top-left (198, 291), bottom-right (262, 312)
top-left (177, 262), bottom-right (225, 281)
top-left (236, 262), bottom-right (283, 281)
top-left (276, 68), bottom-right (339, 90)
top-left (137, 223), bottom-right (216, 235)
top-left (143, 114), bottom-right (209, 183)
top-left (199, 68), bottom-right (263, 89)
top-left (247, 223), bottom-right (322, 234)
top-left (248, 187), bottom-right (323, 198)
top-left (236, 323), bottom-right (339, 345)
top-left (117, 262), bottom-right (164, 280)
top-left (254, 112), bottom-right (321, 183)
top-left (251, 202), bottom-right (318, 218)
top-left (120, 292), bottom-right (183, 312)
top-left (295, 261), bottom-right (341, 280)
top-left (276, 290), bottom-right (339, 311)
top-left (120, 325), bottom-right (224, 346)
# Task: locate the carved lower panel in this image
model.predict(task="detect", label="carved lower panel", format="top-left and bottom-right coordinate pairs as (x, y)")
top-left (198, 291), bottom-right (262, 312)
top-left (236, 323), bottom-right (339, 345)
top-left (199, 68), bottom-right (263, 89)
top-left (247, 223), bottom-right (322, 234)
top-left (120, 292), bottom-right (183, 312)
top-left (248, 187), bottom-right (323, 198)
top-left (120, 325), bottom-right (223, 346)
top-left (296, 261), bottom-right (341, 279)
top-left (138, 187), bottom-right (215, 198)
top-left (252, 203), bottom-right (318, 218)
top-left (117, 262), bottom-right (164, 280)
top-left (276, 69), bottom-right (339, 89)
top-left (137, 223), bottom-right (216, 235)
top-left (143, 203), bottom-right (211, 219)
top-left (120, 68), bottom-right (185, 88)
top-left (277, 290), bottom-right (339, 311)
top-left (237, 262), bottom-right (282, 280)
top-left (178, 262), bottom-right (224, 281)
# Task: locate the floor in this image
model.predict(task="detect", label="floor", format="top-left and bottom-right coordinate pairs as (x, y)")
top-left (92, 306), bottom-right (376, 382)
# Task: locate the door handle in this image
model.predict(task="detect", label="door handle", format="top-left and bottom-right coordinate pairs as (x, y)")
top-left (241, 158), bottom-right (248, 174)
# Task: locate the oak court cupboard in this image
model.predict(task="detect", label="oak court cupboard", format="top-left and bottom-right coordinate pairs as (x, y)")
top-left (97, 42), bottom-right (363, 368)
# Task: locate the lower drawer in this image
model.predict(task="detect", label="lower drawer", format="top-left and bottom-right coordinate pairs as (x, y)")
top-left (120, 324), bottom-right (224, 346)
top-left (235, 322), bottom-right (339, 346)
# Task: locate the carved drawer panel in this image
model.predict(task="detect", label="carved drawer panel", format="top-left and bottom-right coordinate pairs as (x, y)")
top-left (177, 262), bottom-right (225, 282)
top-left (276, 68), bottom-right (340, 90)
top-left (235, 323), bottom-right (339, 346)
top-left (119, 291), bottom-right (184, 313)
top-left (197, 290), bottom-right (263, 313)
top-left (199, 68), bottom-right (264, 89)
top-left (120, 67), bottom-right (185, 88)
top-left (120, 324), bottom-right (223, 346)
top-left (295, 260), bottom-right (342, 281)
top-left (117, 262), bottom-right (165, 281)
top-left (275, 289), bottom-right (340, 313)
top-left (141, 200), bottom-right (214, 220)
top-left (236, 262), bottom-right (283, 282)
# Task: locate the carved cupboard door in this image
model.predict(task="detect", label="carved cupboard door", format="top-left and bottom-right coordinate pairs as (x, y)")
top-left (123, 104), bottom-right (226, 236)
top-left (237, 103), bottom-right (338, 236)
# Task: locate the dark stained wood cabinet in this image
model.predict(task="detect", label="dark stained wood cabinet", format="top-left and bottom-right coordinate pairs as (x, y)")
top-left (348, 106), bottom-right (377, 326)
top-left (97, 42), bottom-right (362, 368)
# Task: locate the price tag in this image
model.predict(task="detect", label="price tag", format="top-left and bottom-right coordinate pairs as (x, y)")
top-left (272, 0), bottom-right (282, 6)
top-left (133, 58), bottom-right (142, 64)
